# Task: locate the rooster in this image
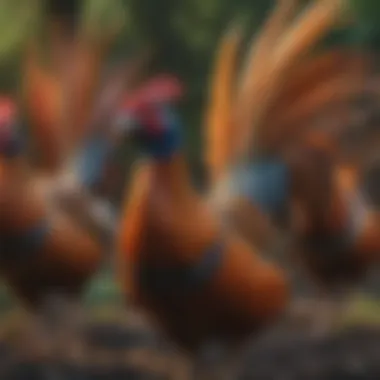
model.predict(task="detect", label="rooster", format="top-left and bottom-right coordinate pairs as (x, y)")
top-left (21, 0), bottom-right (151, 240)
top-left (205, 0), bottom-right (347, 249)
top-left (0, 3), bottom-right (123, 357)
top-left (0, 97), bottom-right (102, 357)
top-left (116, 87), bottom-right (289, 378)
top-left (113, 64), bottom-right (289, 380)
top-left (205, 0), bottom-right (379, 334)
top-left (113, 0), bottom-right (358, 358)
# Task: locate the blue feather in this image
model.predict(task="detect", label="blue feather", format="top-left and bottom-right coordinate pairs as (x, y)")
top-left (139, 106), bottom-right (182, 160)
top-left (233, 158), bottom-right (290, 217)
top-left (76, 134), bottom-right (113, 188)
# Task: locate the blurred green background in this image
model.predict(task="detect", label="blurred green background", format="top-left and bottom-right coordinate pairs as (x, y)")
top-left (1, 0), bottom-right (380, 160)
top-left (0, 0), bottom-right (379, 324)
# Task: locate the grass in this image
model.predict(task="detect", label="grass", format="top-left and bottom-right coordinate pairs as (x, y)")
top-left (340, 294), bottom-right (380, 328)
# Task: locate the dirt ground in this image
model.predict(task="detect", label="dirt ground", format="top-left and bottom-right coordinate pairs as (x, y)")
top-left (0, 313), bottom-right (378, 380)
top-left (0, 277), bottom-right (378, 380)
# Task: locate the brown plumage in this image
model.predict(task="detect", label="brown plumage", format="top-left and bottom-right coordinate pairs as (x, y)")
top-left (0, 56), bottom-right (104, 310)
top-left (205, 0), bottom-right (346, 250)
top-left (119, 158), bottom-right (288, 352)
top-left (203, 0), bottom-right (378, 334)
top-left (78, 2), bottom-right (375, 364)
top-left (116, 83), bottom-right (288, 357)
top-left (22, 40), bottom-right (64, 172)
top-left (235, 0), bottom-right (345, 160)
top-left (0, 154), bottom-right (101, 309)
top-left (115, 2), bottom-right (330, 354)
top-left (285, 130), bottom-right (380, 278)
top-left (0, 9), bottom-right (120, 356)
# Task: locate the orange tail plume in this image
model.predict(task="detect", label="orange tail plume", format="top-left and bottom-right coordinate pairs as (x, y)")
top-left (270, 50), bottom-right (351, 115)
top-left (64, 38), bottom-right (110, 150)
top-left (236, 0), bottom-right (344, 160)
top-left (267, 51), bottom-right (369, 144)
top-left (22, 41), bottom-right (64, 172)
top-left (204, 24), bottom-right (242, 184)
top-left (235, 0), bottom-right (297, 159)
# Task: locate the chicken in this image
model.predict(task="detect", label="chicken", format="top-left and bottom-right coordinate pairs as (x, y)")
top-left (204, 0), bottom-right (378, 335)
top-left (0, 4), bottom-right (119, 358)
top-left (113, 76), bottom-right (288, 380)
top-left (205, 0), bottom-right (346, 251)
top-left (113, 0), bottom-right (353, 361)
top-left (0, 97), bottom-right (102, 357)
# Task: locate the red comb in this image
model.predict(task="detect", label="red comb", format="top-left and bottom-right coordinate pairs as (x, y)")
top-left (0, 98), bottom-right (16, 127)
top-left (122, 75), bottom-right (184, 113)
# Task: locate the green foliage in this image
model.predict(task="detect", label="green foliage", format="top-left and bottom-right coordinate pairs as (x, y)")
top-left (0, 0), bottom-right (380, 150)
top-left (0, 1), bottom-right (39, 61)
top-left (349, 0), bottom-right (380, 29)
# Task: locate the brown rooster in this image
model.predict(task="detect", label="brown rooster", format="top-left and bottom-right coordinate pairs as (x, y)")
top-left (112, 0), bottom-right (356, 364)
top-left (0, 98), bottom-right (101, 357)
top-left (204, 0), bottom-right (379, 334)
top-left (205, 0), bottom-right (347, 250)
top-left (113, 74), bottom-right (288, 380)
top-left (0, 4), bottom-right (122, 357)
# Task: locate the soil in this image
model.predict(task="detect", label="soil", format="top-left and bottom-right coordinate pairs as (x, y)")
top-left (0, 322), bottom-right (378, 379)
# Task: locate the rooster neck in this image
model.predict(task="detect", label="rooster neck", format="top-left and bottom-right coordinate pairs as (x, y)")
top-left (138, 154), bottom-right (219, 267)
top-left (150, 153), bottom-right (194, 200)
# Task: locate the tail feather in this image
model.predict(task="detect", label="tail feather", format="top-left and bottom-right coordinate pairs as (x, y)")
top-left (73, 52), bottom-right (152, 189)
top-left (268, 51), bottom-right (369, 145)
top-left (66, 38), bottom-right (108, 149)
top-left (236, 0), bottom-right (344, 160)
top-left (205, 24), bottom-right (241, 184)
top-left (235, 0), bottom-right (296, 159)
top-left (23, 41), bottom-right (64, 172)
top-left (270, 50), bottom-right (351, 115)
top-left (45, 10), bottom-right (117, 161)
top-left (270, 72), bottom-right (361, 143)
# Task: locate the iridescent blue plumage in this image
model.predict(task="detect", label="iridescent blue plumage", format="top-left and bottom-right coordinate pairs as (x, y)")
top-left (233, 158), bottom-right (290, 219)
top-left (75, 133), bottom-right (113, 188)
top-left (136, 105), bottom-right (182, 160)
